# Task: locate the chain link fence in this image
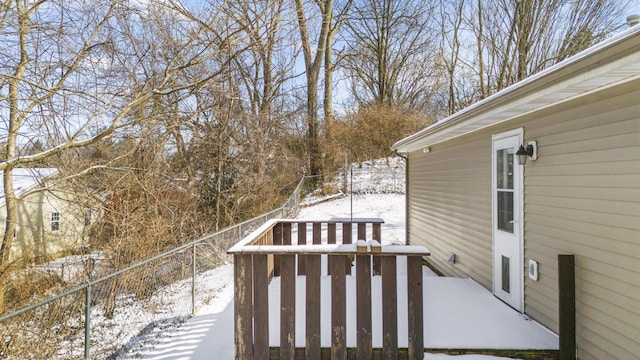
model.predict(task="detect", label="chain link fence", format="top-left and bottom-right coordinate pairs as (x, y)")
top-left (0, 158), bottom-right (405, 359)
top-left (0, 176), bottom-right (308, 360)
top-left (302, 157), bottom-right (406, 206)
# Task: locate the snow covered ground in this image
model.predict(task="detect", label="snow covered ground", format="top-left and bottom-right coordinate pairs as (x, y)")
top-left (301, 157), bottom-right (405, 206)
top-left (117, 193), bottom-right (557, 360)
top-left (298, 193), bottom-right (407, 245)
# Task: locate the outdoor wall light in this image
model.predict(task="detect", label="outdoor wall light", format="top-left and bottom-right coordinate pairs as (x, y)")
top-left (516, 141), bottom-right (537, 165)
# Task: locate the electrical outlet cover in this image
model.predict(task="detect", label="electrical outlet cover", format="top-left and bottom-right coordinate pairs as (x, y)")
top-left (528, 259), bottom-right (539, 281)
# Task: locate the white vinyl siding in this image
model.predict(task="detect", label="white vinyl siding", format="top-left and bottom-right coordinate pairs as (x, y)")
top-left (406, 79), bottom-right (640, 360)
top-left (408, 133), bottom-right (493, 289)
top-left (522, 80), bottom-right (640, 359)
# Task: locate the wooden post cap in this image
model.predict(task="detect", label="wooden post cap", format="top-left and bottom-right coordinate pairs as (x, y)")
top-left (356, 239), bottom-right (368, 253)
top-left (369, 240), bottom-right (382, 253)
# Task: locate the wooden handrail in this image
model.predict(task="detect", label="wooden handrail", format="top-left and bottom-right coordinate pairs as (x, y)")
top-left (232, 244), bottom-right (430, 256)
top-left (230, 219), bottom-right (429, 360)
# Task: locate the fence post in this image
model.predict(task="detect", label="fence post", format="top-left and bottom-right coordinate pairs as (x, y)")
top-left (235, 255), bottom-right (254, 359)
top-left (343, 156), bottom-right (348, 194)
top-left (558, 254), bottom-right (576, 360)
top-left (192, 243), bottom-right (197, 316)
top-left (84, 284), bottom-right (91, 360)
top-left (407, 256), bottom-right (424, 360)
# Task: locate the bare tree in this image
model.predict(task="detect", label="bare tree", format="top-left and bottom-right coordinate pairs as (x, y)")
top-left (434, 0), bottom-right (630, 113)
top-left (470, 0), bottom-right (629, 95)
top-left (0, 0), bottom-right (247, 310)
top-left (341, 0), bottom-right (442, 113)
top-left (438, 0), bottom-right (466, 115)
top-left (294, 0), bottom-right (334, 179)
top-left (323, 0), bottom-right (353, 125)
top-left (156, 0), bottom-right (307, 230)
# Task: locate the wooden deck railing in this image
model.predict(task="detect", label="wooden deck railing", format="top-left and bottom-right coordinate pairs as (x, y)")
top-left (228, 218), bottom-right (430, 360)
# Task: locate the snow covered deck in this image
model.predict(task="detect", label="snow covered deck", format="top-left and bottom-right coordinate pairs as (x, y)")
top-left (126, 195), bottom-right (558, 360)
top-left (266, 257), bottom-right (559, 351)
top-left (130, 259), bottom-right (557, 360)
top-left (227, 215), bottom-right (558, 359)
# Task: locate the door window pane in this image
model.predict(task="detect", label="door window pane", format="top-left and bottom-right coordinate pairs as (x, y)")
top-left (496, 149), bottom-right (514, 189)
top-left (497, 191), bottom-right (514, 233)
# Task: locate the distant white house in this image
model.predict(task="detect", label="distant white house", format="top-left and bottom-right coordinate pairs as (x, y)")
top-left (0, 168), bottom-right (99, 263)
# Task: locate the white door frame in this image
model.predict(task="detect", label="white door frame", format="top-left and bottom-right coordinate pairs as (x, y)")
top-left (491, 128), bottom-right (524, 312)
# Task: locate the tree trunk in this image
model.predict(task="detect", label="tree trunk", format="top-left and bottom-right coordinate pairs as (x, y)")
top-left (324, 30), bottom-right (334, 131)
top-left (295, 0), bottom-right (333, 179)
top-left (0, 171), bottom-right (17, 266)
top-left (0, 1), bottom-right (30, 313)
top-left (476, 0), bottom-right (486, 98)
top-left (307, 71), bottom-right (321, 179)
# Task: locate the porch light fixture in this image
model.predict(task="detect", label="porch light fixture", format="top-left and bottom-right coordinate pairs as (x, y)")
top-left (516, 141), bottom-right (537, 165)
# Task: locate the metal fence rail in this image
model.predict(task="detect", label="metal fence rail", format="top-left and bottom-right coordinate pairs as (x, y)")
top-left (0, 159), bottom-right (405, 359)
top-left (0, 176), bottom-right (306, 360)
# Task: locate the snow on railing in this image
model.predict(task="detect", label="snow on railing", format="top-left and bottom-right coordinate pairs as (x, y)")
top-left (228, 218), bottom-right (429, 360)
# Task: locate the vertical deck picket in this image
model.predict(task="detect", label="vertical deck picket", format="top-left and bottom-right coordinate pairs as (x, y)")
top-left (312, 222), bottom-right (321, 244)
top-left (343, 222), bottom-right (353, 275)
top-left (283, 222), bottom-right (292, 245)
top-left (312, 222), bottom-right (322, 277)
top-left (343, 222), bottom-right (352, 244)
top-left (373, 223), bottom-right (381, 242)
top-left (273, 223), bottom-right (283, 276)
top-left (356, 243), bottom-right (372, 360)
top-left (382, 256), bottom-right (398, 359)
top-left (331, 255), bottom-right (347, 359)
top-left (306, 255), bottom-right (322, 360)
top-left (298, 222), bottom-right (307, 275)
top-left (328, 223), bottom-right (337, 244)
top-left (357, 222), bottom-right (366, 240)
top-left (373, 223), bottom-right (382, 276)
top-left (253, 254), bottom-right (270, 359)
top-left (328, 223), bottom-right (337, 275)
top-left (234, 255), bottom-right (253, 360)
top-left (280, 254), bottom-right (296, 360)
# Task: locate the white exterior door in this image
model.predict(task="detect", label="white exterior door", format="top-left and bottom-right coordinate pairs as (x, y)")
top-left (492, 130), bottom-right (524, 311)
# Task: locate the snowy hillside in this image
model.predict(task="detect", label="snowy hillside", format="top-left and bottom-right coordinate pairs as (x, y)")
top-left (302, 156), bottom-right (405, 206)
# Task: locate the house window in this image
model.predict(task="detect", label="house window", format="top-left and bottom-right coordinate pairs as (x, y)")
top-left (84, 210), bottom-right (92, 226)
top-left (51, 212), bottom-right (60, 231)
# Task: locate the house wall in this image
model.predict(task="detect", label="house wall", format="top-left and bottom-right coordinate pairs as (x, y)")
top-left (522, 79), bottom-right (640, 360)
top-left (0, 189), bottom-right (94, 262)
top-left (407, 130), bottom-right (493, 288)
top-left (407, 78), bottom-right (640, 360)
